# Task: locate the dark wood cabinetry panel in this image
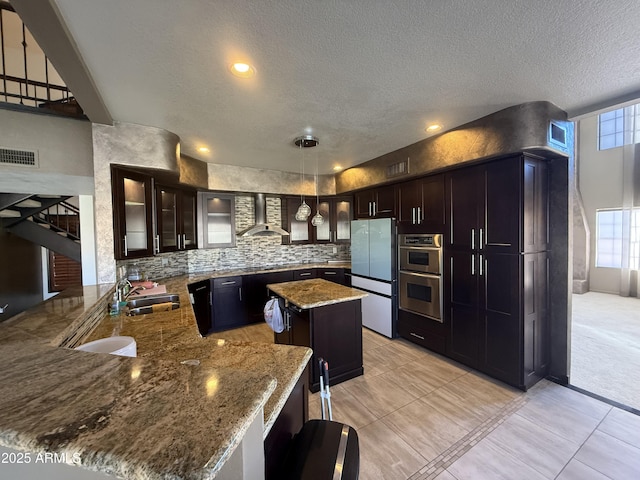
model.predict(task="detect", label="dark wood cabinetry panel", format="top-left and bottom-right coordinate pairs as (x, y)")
top-left (188, 279), bottom-right (212, 336)
top-left (245, 271), bottom-right (294, 324)
top-left (397, 174), bottom-right (445, 232)
top-left (282, 197), bottom-right (315, 244)
top-left (354, 185), bottom-right (396, 219)
top-left (156, 185), bottom-right (198, 253)
top-left (317, 268), bottom-right (346, 285)
top-left (264, 364), bottom-right (309, 480)
top-left (293, 269), bottom-right (316, 280)
top-left (212, 276), bottom-right (245, 330)
top-left (443, 154), bottom-right (550, 390)
top-left (275, 301), bottom-right (363, 392)
top-left (111, 167), bottom-right (155, 259)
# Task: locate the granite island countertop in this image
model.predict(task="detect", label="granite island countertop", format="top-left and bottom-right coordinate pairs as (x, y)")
top-left (0, 273), bottom-right (313, 479)
top-left (266, 278), bottom-right (367, 309)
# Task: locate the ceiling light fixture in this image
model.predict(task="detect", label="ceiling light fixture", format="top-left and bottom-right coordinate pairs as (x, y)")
top-left (229, 62), bottom-right (256, 78)
top-left (333, 165), bottom-right (343, 172)
top-left (426, 124), bottom-right (442, 133)
top-left (198, 147), bottom-right (210, 153)
top-left (293, 135), bottom-right (319, 222)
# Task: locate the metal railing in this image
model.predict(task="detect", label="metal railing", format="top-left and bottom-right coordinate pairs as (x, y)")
top-left (0, 2), bottom-right (81, 116)
top-left (35, 200), bottom-right (81, 241)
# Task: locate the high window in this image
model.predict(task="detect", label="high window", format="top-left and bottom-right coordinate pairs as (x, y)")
top-left (595, 208), bottom-right (640, 269)
top-left (598, 104), bottom-right (640, 150)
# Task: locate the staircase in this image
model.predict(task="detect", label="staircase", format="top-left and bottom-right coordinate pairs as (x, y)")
top-left (0, 194), bottom-right (81, 262)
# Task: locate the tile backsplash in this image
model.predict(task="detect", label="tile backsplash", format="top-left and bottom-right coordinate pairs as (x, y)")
top-left (116, 195), bottom-right (350, 280)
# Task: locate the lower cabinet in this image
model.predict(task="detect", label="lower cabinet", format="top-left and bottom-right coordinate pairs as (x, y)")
top-left (264, 363), bottom-right (309, 480)
top-left (445, 251), bottom-right (548, 389)
top-left (275, 300), bottom-right (364, 392)
top-left (397, 309), bottom-right (447, 355)
top-left (188, 267), bottom-right (350, 336)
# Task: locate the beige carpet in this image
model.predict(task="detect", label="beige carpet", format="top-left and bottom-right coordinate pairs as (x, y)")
top-left (571, 292), bottom-right (640, 411)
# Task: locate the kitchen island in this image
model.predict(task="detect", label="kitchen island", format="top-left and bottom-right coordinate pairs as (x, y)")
top-left (0, 277), bottom-right (312, 480)
top-left (267, 278), bottom-right (367, 392)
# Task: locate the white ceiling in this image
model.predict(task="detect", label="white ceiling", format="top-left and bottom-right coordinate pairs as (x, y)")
top-left (44, 0), bottom-right (640, 174)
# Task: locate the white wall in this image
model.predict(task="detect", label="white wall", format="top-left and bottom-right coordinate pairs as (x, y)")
top-left (578, 115), bottom-right (624, 293)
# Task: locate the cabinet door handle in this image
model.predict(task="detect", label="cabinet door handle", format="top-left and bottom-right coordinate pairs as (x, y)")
top-left (410, 332), bottom-right (425, 340)
top-left (238, 287), bottom-right (242, 302)
top-left (368, 201), bottom-right (373, 217)
top-left (411, 207), bottom-right (415, 224)
top-left (479, 228), bottom-right (484, 250)
top-left (299, 272), bottom-right (312, 277)
top-left (417, 206), bottom-right (422, 224)
top-left (123, 235), bottom-right (128, 256)
top-left (177, 234), bottom-right (181, 250)
top-left (195, 285), bottom-right (207, 292)
top-left (183, 234), bottom-right (186, 249)
top-left (324, 271), bottom-right (336, 275)
top-left (480, 254), bottom-right (485, 276)
top-left (155, 235), bottom-right (160, 254)
top-left (208, 291), bottom-right (212, 306)
top-left (373, 201), bottom-right (377, 216)
top-left (471, 228), bottom-right (476, 250)
top-left (221, 281), bottom-right (236, 286)
top-left (471, 254), bottom-right (475, 276)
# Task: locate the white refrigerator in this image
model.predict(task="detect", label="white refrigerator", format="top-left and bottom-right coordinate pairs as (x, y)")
top-left (350, 218), bottom-right (397, 338)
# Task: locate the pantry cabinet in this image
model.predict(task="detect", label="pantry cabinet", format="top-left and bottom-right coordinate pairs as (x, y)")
top-left (444, 154), bottom-right (549, 390)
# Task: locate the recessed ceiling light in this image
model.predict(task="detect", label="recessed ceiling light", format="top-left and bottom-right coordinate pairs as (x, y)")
top-left (333, 165), bottom-right (343, 172)
top-left (198, 147), bottom-right (210, 153)
top-left (229, 62), bottom-right (256, 78)
top-left (426, 123), bottom-right (442, 133)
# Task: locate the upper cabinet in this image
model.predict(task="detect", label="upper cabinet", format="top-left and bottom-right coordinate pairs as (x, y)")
top-left (198, 192), bottom-right (236, 248)
top-left (445, 155), bottom-right (548, 254)
top-left (156, 186), bottom-right (197, 253)
top-left (314, 196), bottom-right (353, 244)
top-left (397, 174), bottom-right (445, 232)
top-left (283, 196), bottom-right (353, 244)
top-left (354, 185), bottom-right (396, 219)
top-left (112, 167), bottom-right (155, 259)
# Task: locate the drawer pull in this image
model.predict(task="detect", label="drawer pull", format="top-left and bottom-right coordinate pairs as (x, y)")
top-left (195, 285), bottom-right (207, 292)
top-left (221, 281), bottom-right (236, 286)
top-left (299, 272), bottom-right (312, 277)
top-left (324, 271), bottom-right (337, 275)
top-left (410, 332), bottom-right (425, 340)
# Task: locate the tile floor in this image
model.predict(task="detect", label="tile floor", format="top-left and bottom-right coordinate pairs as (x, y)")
top-left (307, 328), bottom-right (640, 480)
top-left (216, 323), bottom-right (640, 479)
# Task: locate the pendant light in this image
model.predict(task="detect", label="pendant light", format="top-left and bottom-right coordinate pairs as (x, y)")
top-left (311, 143), bottom-right (324, 226)
top-left (293, 135), bottom-right (318, 221)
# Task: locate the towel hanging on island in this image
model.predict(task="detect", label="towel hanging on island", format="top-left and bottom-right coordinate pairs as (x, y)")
top-left (264, 298), bottom-right (284, 333)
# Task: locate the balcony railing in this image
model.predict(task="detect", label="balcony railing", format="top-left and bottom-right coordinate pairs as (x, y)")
top-left (0, 2), bottom-right (83, 117)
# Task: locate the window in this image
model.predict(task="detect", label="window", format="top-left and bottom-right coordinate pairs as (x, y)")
top-left (598, 104), bottom-right (640, 150)
top-left (595, 208), bottom-right (640, 269)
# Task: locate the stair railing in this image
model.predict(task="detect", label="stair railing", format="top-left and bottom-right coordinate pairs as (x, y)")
top-left (34, 200), bottom-right (80, 241)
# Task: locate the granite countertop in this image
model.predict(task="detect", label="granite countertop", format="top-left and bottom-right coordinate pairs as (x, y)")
top-left (0, 272), bottom-right (313, 479)
top-left (186, 261), bottom-right (350, 283)
top-left (266, 278), bottom-right (368, 309)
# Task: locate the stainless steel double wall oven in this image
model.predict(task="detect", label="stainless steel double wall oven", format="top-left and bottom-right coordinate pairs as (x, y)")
top-left (398, 234), bottom-right (443, 322)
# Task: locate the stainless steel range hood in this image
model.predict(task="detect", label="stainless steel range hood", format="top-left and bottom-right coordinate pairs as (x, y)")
top-left (237, 193), bottom-right (290, 236)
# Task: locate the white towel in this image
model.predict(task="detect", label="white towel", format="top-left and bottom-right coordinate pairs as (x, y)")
top-left (264, 298), bottom-right (284, 333)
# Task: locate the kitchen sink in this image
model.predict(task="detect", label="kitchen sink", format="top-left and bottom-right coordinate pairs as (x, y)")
top-left (126, 293), bottom-right (180, 308)
top-left (126, 293), bottom-right (180, 315)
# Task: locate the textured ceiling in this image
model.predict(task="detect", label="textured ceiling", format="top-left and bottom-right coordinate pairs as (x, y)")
top-left (45, 0), bottom-right (640, 174)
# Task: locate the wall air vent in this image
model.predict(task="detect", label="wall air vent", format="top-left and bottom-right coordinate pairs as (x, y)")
top-left (0, 148), bottom-right (38, 167)
top-left (549, 122), bottom-right (567, 149)
top-left (386, 158), bottom-right (410, 179)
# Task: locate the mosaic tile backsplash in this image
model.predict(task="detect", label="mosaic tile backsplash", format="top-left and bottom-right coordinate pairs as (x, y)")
top-left (116, 195), bottom-right (350, 280)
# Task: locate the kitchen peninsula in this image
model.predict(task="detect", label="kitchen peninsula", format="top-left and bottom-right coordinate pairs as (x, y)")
top-left (0, 276), bottom-right (312, 480)
top-left (267, 278), bottom-right (367, 392)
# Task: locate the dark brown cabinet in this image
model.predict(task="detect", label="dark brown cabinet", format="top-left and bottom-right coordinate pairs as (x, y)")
top-left (112, 167), bottom-right (155, 259)
top-left (354, 185), bottom-right (396, 219)
top-left (317, 268), bottom-right (347, 285)
top-left (282, 197), bottom-right (315, 244)
top-left (275, 300), bottom-right (363, 392)
top-left (444, 154), bottom-right (549, 390)
top-left (397, 174), bottom-right (445, 232)
top-left (244, 271), bottom-right (294, 324)
top-left (212, 276), bottom-right (245, 331)
top-left (314, 196), bottom-right (353, 243)
top-left (156, 186), bottom-right (197, 253)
